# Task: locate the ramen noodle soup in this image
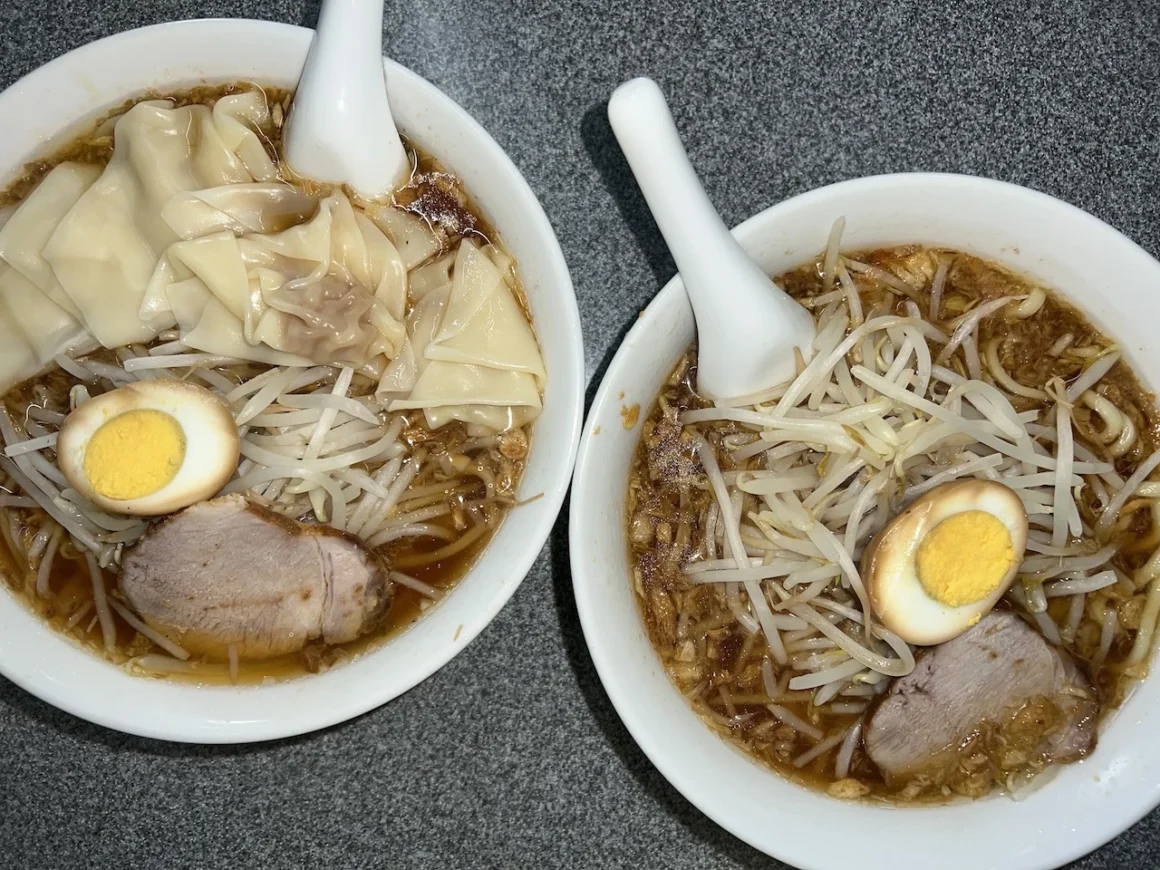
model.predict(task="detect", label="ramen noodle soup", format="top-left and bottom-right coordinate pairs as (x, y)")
top-left (627, 227), bottom-right (1160, 803)
top-left (0, 84), bottom-right (546, 683)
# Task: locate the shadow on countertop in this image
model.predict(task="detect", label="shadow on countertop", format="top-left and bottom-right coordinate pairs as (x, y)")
top-left (297, 1), bottom-right (321, 28)
top-left (544, 101), bottom-right (781, 870)
top-left (578, 100), bottom-right (677, 293)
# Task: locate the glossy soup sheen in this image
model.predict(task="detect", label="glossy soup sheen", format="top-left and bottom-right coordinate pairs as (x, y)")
top-left (0, 83), bottom-right (532, 684)
top-left (627, 246), bottom-right (1159, 801)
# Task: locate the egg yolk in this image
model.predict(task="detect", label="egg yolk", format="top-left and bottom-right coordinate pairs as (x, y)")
top-left (83, 409), bottom-right (186, 500)
top-left (915, 510), bottom-right (1015, 607)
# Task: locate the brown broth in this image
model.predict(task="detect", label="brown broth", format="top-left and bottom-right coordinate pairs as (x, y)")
top-left (628, 247), bottom-right (1159, 802)
top-left (0, 83), bottom-right (535, 684)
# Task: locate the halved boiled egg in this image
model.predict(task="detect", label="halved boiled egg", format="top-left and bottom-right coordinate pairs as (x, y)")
top-left (57, 380), bottom-right (240, 516)
top-left (862, 480), bottom-right (1028, 645)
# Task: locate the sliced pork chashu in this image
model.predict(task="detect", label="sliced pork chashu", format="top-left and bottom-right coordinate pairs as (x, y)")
top-left (119, 494), bottom-right (391, 659)
top-left (865, 610), bottom-right (1098, 790)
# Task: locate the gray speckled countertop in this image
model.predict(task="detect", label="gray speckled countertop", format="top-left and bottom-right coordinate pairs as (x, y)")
top-left (1, 2), bottom-right (1158, 868)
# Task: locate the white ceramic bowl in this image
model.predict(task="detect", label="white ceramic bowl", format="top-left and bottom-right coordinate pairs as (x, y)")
top-left (0, 20), bottom-right (583, 742)
top-left (571, 173), bottom-right (1160, 870)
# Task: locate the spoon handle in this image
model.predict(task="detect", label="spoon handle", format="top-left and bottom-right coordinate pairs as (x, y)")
top-left (608, 78), bottom-right (814, 394)
top-left (284, 0), bottom-right (409, 198)
top-left (607, 78), bottom-right (774, 303)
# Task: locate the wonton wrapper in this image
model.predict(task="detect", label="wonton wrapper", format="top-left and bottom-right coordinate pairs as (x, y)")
top-left (148, 193), bottom-right (408, 367)
top-left (383, 239), bottom-right (545, 432)
top-left (166, 278), bottom-right (312, 366)
top-left (211, 92), bottom-right (282, 182)
top-left (362, 203), bottom-right (442, 271)
top-left (391, 362), bottom-right (542, 408)
top-left (0, 211), bottom-right (37, 391)
top-left (423, 403), bottom-right (541, 432)
top-left (425, 276), bottom-right (545, 379)
top-left (376, 284), bottom-right (451, 395)
top-left (0, 264), bottom-right (93, 365)
top-left (408, 251), bottom-right (455, 300)
top-left (427, 241), bottom-right (541, 384)
top-left (0, 171), bottom-right (98, 378)
top-left (0, 162), bottom-right (101, 320)
top-left (41, 95), bottom-right (278, 348)
top-left (0, 311), bottom-right (38, 395)
top-left (160, 183), bottom-right (317, 241)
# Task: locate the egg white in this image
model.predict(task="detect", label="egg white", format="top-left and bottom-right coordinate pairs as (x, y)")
top-left (863, 480), bottom-right (1028, 645)
top-left (57, 380), bottom-right (240, 516)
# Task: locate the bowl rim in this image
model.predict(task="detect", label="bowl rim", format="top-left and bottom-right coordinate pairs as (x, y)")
top-left (0, 18), bottom-right (584, 743)
top-left (570, 171), bottom-right (1160, 870)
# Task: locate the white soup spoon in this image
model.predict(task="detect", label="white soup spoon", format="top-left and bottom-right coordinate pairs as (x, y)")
top-left (607, 77), bottom-right (816, 401)
top-left (283, 0), bottom-right (410, 199)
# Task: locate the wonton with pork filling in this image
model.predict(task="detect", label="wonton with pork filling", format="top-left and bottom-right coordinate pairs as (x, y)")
top-left (627, 224), bottom-right (1160, 803)
top-left (0, 84), bottom-right (546, 683)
